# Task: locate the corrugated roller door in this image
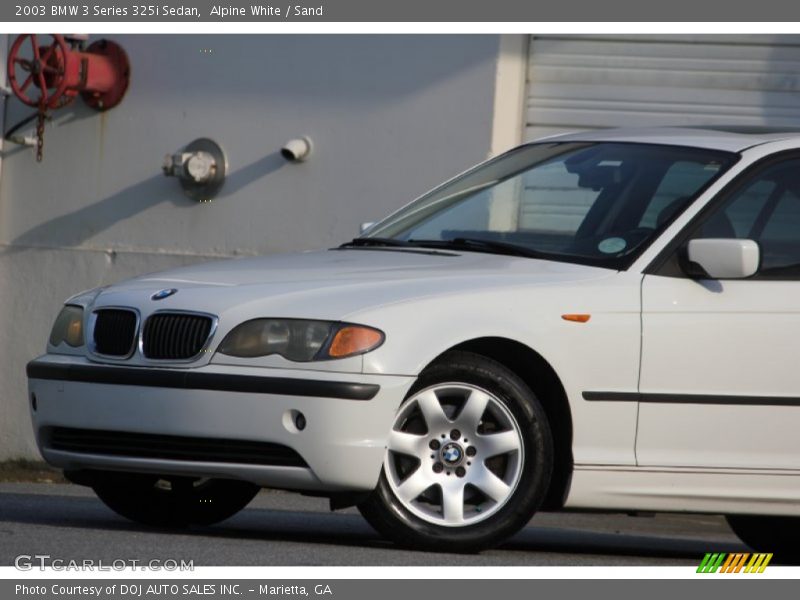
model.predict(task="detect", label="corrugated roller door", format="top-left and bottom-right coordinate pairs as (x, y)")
top-left (525, 35), bottom-right (800, 140)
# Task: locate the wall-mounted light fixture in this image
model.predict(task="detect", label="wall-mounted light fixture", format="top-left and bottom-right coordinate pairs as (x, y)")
top-left (163, 138), bottom-right (227, 201)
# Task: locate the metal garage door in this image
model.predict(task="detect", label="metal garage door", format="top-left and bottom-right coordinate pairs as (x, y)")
top-left (525, 35), bottom-right (800, 140)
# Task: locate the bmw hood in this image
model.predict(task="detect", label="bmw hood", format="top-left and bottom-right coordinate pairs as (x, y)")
top-left (83, 248), bottom-right (614, 321)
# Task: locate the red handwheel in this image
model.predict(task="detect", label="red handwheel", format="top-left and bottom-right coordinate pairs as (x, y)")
top-left (7, 34), bottom-right (71, 109)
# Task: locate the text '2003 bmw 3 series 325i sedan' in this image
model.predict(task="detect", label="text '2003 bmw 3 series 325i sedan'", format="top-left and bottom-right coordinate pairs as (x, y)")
top-left (27, 127), bottom-right (800, 553)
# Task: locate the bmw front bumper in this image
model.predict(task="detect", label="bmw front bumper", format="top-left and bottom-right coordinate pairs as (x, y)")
top-left (27, 355), bottom-right (414, 492)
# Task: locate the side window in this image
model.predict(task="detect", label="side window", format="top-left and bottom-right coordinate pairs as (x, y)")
top-left (639, 161), bottom-right (723, 228)
top-left (690, 159), bottom-right (800, 278)
top-left (757, 188), bottom-right (800, 275)
top-left (696, 178), bottom-right (773, 239)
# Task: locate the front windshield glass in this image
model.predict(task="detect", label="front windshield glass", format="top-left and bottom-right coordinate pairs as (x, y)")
top-left (364, 142), bottom-right (737, 268)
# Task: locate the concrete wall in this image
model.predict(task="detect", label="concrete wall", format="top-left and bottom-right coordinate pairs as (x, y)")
top-left (0, 34), bottom-right (507, 459)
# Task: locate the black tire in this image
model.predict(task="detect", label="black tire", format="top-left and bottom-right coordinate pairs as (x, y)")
top-left (92, 472), bottom-right (259, 527)
top-left (358, 350), bottom-right (553, 552)
top-left (726, 515), bottom-right (800, 563)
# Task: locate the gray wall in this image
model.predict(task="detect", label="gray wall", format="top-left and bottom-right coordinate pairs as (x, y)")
top-left (0, 34), bottom-right (503, 459)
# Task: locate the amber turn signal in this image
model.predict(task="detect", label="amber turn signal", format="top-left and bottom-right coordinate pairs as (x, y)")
top-left (328, 326), bottom-right (384, 358)
top-left (561, 314), bottom-right (591, 323)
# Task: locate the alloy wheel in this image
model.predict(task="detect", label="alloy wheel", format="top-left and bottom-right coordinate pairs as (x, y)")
top-left (384, 383), bottom-right (525, 527)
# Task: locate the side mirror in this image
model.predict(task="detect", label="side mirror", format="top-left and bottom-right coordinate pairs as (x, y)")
top-left (686, 239), bottom-right (760, 279)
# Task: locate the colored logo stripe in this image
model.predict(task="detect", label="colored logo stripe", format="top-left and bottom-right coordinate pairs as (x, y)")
top-left (697, 553), bottom-right (773, 573)
top-left (697, 553), bottom-right (726, 573)
top-left (721, 553), bottom-right (748, 573)
top-left (745, 553), bottom-right (773, 573)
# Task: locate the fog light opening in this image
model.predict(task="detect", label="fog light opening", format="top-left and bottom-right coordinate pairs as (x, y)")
top-left (30, 393), bottom-right (37, 412)
top-left (282, 409), bottom-right (307, 434)
top-left (295, 412), bottom-right (307, 431)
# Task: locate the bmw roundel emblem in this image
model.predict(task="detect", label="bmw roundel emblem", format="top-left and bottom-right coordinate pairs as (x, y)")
top-left (151, 288), bottom-right (178, 301)
top-left (441, 443), bottom-right (463, 465)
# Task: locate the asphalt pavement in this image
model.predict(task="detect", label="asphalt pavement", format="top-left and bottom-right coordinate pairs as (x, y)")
top-left (0, 482), bottom-right (746, 566)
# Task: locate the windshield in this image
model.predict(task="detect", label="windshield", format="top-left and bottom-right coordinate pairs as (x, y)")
top-left (362, 142), bottom-right (737, 268)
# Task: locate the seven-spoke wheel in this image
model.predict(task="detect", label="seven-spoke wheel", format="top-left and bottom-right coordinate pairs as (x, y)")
top-left (359, 351), bottom-right (553, 552)
top-left (384, 383), bottom-right (524, 527)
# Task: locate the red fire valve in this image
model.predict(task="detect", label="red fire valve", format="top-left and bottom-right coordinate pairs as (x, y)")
top-left (7, 34), bottom-right (130, 111)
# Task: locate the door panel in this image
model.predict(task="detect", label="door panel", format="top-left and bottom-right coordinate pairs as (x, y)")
top-left (638, 275), bottom-right (800, 469)
top-left (638, 155), bottom-right (800, 470)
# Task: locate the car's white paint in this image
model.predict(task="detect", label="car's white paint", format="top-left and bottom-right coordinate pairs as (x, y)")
top-left (28, 128), bottom-right (800, 516)
top-left (549, 126), bottom-right (800, 152)
top-left (638, 274), bottom-right (800, 471)
top-left (46, 250), bottom-right (643, 468)
top-left (567, 467), bottom-right (800, 516)
top-left (31, 355), bottom-right (414, 491)
top-left (354, 268), bottom-right (643, 466)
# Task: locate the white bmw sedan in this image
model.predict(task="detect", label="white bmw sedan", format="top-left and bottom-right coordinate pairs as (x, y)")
top-left (27, 127), bottom-right (800, 553)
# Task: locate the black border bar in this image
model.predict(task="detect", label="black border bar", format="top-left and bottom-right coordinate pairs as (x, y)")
top-left (583, 391), bottom-right (800, 406)
top-left (3, 1), bottom-right (799, 22)
top-left (27, 360), bottom-right (380, 401)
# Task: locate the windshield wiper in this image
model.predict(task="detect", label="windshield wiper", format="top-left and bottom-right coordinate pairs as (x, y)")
top-left (339, 237), bottom-right (415, 248)
top-left (340, 236), bottom-right (548, 259)
top-left (410, 237), bottom-right (548, 259)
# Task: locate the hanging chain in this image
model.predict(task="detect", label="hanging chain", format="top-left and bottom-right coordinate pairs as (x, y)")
top-left (35, 110), bottom-right (46, 162)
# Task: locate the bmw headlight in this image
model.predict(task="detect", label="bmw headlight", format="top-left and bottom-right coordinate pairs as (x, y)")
top-left (48, 305), bottom-right (85, 348)
top-left (218, 319), bottom-right (384, 361)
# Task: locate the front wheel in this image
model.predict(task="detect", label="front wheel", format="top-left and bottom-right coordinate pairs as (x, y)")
top-left (92, 473), bottom-right (259, 527)
top-left (359, 351), bottom-right (553, 552)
